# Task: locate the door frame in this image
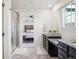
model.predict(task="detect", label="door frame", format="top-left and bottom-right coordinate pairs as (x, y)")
top-left (2, 2), bottom-right (5, 59)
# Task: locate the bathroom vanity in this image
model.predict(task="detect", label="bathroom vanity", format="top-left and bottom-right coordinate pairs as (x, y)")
top-left (58, 40), bottom-right (76, 59)
top-left (43, 34), bottom-right (76, 59)
top-left (43, 34), bottom-right (61, 57)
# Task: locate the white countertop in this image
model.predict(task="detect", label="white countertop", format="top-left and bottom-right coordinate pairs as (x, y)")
top-left (48, 39), bottom-right (76, 49)
top-left (48, 39), bottom-right (60, 47)
top-left (59, 40), bottom-right (76, 49)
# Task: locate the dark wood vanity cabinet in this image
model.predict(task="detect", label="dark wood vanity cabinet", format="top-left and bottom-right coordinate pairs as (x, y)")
top-left (43, 34), bottom-right (61, 57)
top-left (43, 34), bottom-right (48, 51)
top-left (69, 47), bottom-right (76, 59)
top-left (48, 41), bottom-right (58, 57)
top-left (58, 41), bottom-right (76, 59)
top-left (43, 34), bottom-right (61, 50)
top-left (58, 42), bottom-right (69, 59)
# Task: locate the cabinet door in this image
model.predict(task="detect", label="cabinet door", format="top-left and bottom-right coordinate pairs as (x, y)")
top-left (58, 54), bottom-right (66, 59)
top-left (48, 41), bottom-right (58, 57)
top-left (58, 48), bottom-right (68, 58)
top-left (58, 41), bottom-right (69, 59)
top-left (43, 35), bottom-right (48, 50)
top-left (69, 56), bottom-right (76, 59)
top-left (58, 42), bottom-right (69, 52)
top-left (43, 35), bottom-right (45, 48)
top-left (69, 47), bottom-right (76, 59)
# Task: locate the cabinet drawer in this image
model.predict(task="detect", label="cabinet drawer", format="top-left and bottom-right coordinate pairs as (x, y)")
top-left (69, 47), bottom-right (76, 58)
top-left (69, 56), bottom-right (76, 59)
top-left (58, 48), bottom-right (68, 58)
top-left (58, 54), bottom-right (68, 59)
top-left (58, 42), bottom-right (68, 52)
top-left (58, 54), bottom-right (64, 59)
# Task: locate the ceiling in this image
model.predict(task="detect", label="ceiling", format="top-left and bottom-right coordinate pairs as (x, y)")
top-left (12, 0), bottom-right (59, 10)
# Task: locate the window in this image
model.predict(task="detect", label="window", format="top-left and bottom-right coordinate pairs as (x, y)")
top-left (62, 0), bottom-right (76, 27)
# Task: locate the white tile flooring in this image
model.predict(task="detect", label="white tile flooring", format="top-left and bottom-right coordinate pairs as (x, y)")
top-left (23, 43), bottom-right (35, 48)
top-left (11, 47), bottom-right (58, 59)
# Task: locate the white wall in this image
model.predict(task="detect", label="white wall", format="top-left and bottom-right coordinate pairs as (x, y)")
top-left (19, 9), bottom-right (61, 48)
top-left (61, 25), bottom-right (76, 42)
top-left (52, 0), bottom-right (76, 43)
top-left (59, 1), bottom-right (76, 43)
top-left (51, 10), bottom-right (61, 32)
top-left (3, 0), bottom-right (12, 59)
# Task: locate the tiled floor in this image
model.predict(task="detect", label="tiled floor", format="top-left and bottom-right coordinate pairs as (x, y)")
top-left (23, 43), bottom-right (35, 48)
top-left (11, 47), bottom-right (58, 59)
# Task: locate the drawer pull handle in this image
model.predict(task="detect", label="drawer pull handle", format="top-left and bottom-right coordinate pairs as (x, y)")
top-left (58, 45), bottom-right (65, 49)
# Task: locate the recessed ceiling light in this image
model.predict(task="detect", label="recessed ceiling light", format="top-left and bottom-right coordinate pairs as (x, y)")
top-left (48, 4), bottom-right (52, 8)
